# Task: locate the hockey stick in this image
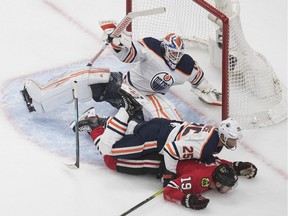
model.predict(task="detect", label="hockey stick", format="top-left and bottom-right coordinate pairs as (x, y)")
top-left (73, 81), bottom-right (80, 168)
top-left (120, 188), bottom-right (164, 216)
top-left (87, 6), bottom-right (166, 66)
top-left (66, 81), bottom-right (80, 169)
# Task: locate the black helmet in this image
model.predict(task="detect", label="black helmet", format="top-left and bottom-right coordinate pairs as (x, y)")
top-left (213, 164), bottom-right (238, 187)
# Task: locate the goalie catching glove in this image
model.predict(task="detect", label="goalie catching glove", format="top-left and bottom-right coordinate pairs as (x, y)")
top-left (192, 78), bottom-right (222, 106)
top-left (233, 161), bottom-right (258, 179)
top-left (181, 194), bottom-right (210, 210)
top-left (99, 20), bottom-right (132, 51)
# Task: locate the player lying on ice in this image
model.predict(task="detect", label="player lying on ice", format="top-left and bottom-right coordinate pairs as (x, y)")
top-left (70, 89), bottom-right (256, 190)
top-left (101, 153), bottom-right (257, 210)
top-left (22, 19), bottom-right (222, 121)
top-left (70, 93), bottom-right (257, 210)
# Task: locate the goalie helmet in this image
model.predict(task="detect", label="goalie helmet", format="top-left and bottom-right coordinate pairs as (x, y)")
top-left (213, 164), bottom-right (238, 187)
top-left (218, 117), bottom-right (243, 149)
top-left (161, 33), bottom-right (184, 70)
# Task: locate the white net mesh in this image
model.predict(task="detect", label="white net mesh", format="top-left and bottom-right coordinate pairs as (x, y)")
top-left (129, 0), bottom-right (287, 128)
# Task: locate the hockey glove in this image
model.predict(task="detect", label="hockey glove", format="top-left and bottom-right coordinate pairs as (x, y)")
top-left (99, 20), bottom-right (131, 51)
top-left (181, 194), bottom-right (210, 210)
top-left (161, 170), bottom-right (176, 187)
top-left (193, 78), bottom-right (222, 106)
top-left (233, 161), bottom-right (258, 179)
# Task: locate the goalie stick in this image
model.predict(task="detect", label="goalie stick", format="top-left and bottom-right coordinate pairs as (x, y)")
top-left (66, 81), bottom-right (80, 169)
top-left (87, 6), bottom-right (166, 66)
top-left (120, 188), bottom-right (164, 216)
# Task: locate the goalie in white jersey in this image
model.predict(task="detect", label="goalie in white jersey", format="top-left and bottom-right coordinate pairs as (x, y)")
top-left (22, 20), bottom-right (221, 121)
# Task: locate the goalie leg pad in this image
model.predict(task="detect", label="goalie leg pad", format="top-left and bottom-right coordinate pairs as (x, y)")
top-left (120, 83), bottom-right (183, 121)
top-left (25, 68), bottom-right (110, 113)
top-left (143, 94), bottom-right (184, 121)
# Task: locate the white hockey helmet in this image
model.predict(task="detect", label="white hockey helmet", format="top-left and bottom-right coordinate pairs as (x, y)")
top-left (161, 33), bottom-right (184, 70)
top-left (218, 118), bottom-right (243, 150)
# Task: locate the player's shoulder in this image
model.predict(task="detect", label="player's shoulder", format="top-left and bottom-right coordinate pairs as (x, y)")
top-left (141, 37), bottom-right (163, 56)
top-left (178, 162), bottom-right (214, 179)
top-left (175, 54), bottom-right (196, 76)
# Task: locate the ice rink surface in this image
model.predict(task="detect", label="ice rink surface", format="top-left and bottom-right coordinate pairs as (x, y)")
top-left (0, 0), bottom-right (287, 215)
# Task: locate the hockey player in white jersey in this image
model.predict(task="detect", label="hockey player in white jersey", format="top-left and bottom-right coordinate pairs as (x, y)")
top-left (22, 20), bottom-right (221, 121)
top-left (70, 92), bottom-right (241, 187)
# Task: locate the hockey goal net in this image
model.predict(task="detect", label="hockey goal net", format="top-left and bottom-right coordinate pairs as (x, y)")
top-left (126, 0), bottom-right (287, 128)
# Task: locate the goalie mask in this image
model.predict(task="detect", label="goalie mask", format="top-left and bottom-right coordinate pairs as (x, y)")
top-left (161, 33), bottom-right (184, 70)
top-left (213, 164), bottom-right (238, 193)
top-left (218, 118), bottom-right (243, 150)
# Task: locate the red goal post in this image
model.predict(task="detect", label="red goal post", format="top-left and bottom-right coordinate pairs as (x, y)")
top-left (126, 0), bottom-right (287, 128)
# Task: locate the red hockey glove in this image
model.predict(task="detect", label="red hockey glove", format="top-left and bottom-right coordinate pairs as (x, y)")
top-left (233, 161), bottom-right (258, 179)
top-left (161, 170), bottom-right (176, 187)
top-left (181, 194), bottom-right (210, 210)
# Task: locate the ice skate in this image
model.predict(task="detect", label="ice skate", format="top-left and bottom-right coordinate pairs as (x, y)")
top-left (70, 107), bottom-right (107, 133)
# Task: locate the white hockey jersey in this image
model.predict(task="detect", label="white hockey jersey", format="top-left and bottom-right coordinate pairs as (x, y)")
top-left (161, 121), bottom-right (222, 173)
top-left (114, 37), bottom-right (204, 95)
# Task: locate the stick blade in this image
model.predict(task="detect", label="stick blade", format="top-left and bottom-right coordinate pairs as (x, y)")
top-left (64, 157), bottom-right (79, 169)
top-left (64, 162), bottom-right (79, 169)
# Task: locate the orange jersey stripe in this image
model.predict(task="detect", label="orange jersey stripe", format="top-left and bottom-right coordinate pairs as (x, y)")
top-left (176, 123), bottom-right (190, 141)
top-left (124, 45), bottom-right (136, 63)
top-left (191, 70), bottom-right (203, 85)
top-left (107, 118), bottom-right (127, 132)
top-left (111, 142), bottom-right (157, 155)
top-left (41, 69), bottom-right (110, 90)
top-left (165, 143), bottom-right (178, 159)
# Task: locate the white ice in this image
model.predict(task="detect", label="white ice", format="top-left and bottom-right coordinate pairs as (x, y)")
top-left (0, 0), bottom-right (287, 216)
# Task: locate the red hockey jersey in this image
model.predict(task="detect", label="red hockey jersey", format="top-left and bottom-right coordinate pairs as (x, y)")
top-left (163, 158), bottom-right (232, 204)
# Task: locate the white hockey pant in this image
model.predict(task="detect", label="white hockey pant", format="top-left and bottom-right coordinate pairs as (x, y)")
top-left (25, 68), bottom-right (110, 113)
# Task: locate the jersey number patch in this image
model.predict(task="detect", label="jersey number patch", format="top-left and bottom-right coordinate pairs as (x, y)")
top-left (181, 177), bottom-right (192, 190)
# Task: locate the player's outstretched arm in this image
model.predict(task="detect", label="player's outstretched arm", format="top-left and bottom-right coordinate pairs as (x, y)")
top-left (233, 161), bottom-right (258, 179)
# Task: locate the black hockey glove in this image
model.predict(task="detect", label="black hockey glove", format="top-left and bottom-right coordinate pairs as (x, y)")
top-left (233, 161), bottom-right (258, 179)
top-left (161, 170), bottom-right (176, 187)
top-left (181, 194), bottom-right (210, 210)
